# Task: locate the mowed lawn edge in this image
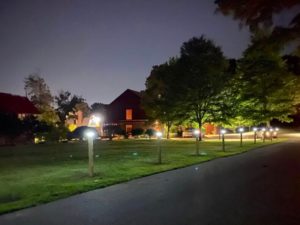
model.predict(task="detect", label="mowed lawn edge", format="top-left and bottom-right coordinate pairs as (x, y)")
top-left (0, 139), bottom-right (283, 214)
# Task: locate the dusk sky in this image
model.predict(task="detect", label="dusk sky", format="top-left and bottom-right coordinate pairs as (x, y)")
top-left (0, 0), bottom-right (294, 105)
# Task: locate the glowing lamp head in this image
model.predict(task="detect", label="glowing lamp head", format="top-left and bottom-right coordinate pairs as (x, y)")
top-left (253, 127), bottom-right (258, 132)
top-left (89, 115), bottom-right (101, 127)
top-left (93, 116), bottom-right (101, 123)
top-left (194, 130), bottom-right (200, 136)
top-left (221, 129), bottom-right (226, 134)
top-left (85, 131), bottom-right (96, 138)
top-left (156, 131), bottom-right (163, 138)
top-left (262, 128), bottom-right (266, 132)
top-left (239, 127), bottom-right (244, 133)
top-left (275, 128), bottom-right (279, 131)
top-left (269, 128), bottom-right (274, 132)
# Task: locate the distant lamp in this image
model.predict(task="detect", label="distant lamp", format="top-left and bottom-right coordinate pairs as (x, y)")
top-left (194, 129), bottom-right (200, 137)
top-left (221, 129), bottom-right (226, 151)
top-left (85, 130), bottom-right (96, 177)
top-left (239, 127), bottom-right (244, 147)
top-left (89, 115), bottom-right (101, 127)
top-left (156, 131), bottom-right (163, 139)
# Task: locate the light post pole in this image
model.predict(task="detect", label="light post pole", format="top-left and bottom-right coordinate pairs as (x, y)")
top-left (194, 130), bottom-right (200, 156)
top-left (221, 129), bottom-right (226, 151)
top-left (156, 131), bottom-right (163, 164)
top-left (239, 127), bottom-right (244, 147)
top-left (85, 131), bottom-right (96, 177)
top-left (253, 127), bottom-right (257, 144)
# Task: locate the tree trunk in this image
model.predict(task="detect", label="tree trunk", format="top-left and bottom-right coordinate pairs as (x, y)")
top-left (198, 120), bottom-right (202, 141)
top-left (166, 122), bottom-right (172, 139)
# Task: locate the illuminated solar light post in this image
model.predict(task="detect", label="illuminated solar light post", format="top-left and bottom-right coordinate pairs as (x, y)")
top-left (194, 129), bottom-right (200, 156)
top-left (221, 129), bottom-right (226, 152)
top-left (85, 130), bottom-right (96, 177)
top-left (156, 131), bottom-right (163, 164)
top-left (239, 127), bottom-right (244, 147)
top-left (253, 127), bottom-right (258, 144)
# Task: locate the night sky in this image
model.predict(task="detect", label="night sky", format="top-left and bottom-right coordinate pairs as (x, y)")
top-left (1, 0), bottom-right (291, 105)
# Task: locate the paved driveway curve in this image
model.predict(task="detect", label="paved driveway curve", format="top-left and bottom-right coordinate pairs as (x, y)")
top-left (1, 141), bottom-right (300, 225)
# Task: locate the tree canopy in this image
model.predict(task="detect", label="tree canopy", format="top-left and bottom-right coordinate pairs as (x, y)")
top-left (215, 0), bottom-right (300, 54)
top-left (178, 36), bottom-right (228, 136)
top-left (24, 73), bottom-right (59, 125)
top-left (142, 36), bottom-right (235, 138)
top-left (55, 90), bottom-right (85, 123)
top-left (238, 36), bottom-right (300, 125)
top-left (142, 58), bottom-right (184, 139)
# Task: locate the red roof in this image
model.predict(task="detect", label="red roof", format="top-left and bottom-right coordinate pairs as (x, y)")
top-left (0, 93), bottom-right (39, 114)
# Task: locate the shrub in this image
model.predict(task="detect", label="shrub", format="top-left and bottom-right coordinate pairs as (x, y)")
top-left (131, 128), bottom-right (144, 137)
top-left (103, 125), bottom-right (125, 140)
top-left (145, 128), bottom-right (155, 139)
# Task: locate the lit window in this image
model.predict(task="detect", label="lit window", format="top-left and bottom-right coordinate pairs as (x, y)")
top-left (126, 109), bottom-right (132, 120)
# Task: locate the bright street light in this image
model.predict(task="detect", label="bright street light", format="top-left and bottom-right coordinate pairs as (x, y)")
top-left (239, 127), bottom-right (244, 147)
top-left (85, 131), bottom-right (96, 138)
top-left (221, 129), bottom-right (226, 151)
top-left (156, 131), bottom-right (163, 164)
top-left (194, 130), bottom-right (200, 156)
top-left (156, 131), bottom-right (163, 138)
top-left (85, 130), bottom-right (96, 177)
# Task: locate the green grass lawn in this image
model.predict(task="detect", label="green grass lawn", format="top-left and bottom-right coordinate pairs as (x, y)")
top-left (0, 138), bottom-right (281, 214)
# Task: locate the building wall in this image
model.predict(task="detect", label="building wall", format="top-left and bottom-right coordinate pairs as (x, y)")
top-left (105, 89), bottom-right (149, 133)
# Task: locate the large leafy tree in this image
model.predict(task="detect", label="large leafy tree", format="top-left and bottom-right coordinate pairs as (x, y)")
top-left (55, 90), bottom-right (85, 123)
top-left (238, 37), bottom-right (300, 126)
top-left (215, 0), bottom-right (300, 54)
top-left (178, 36), bottom-right (228, 139)
top-left (142, 58), bottom-right (184, 139)
top-left (24, 73), bottom-right (59, 125)
top-left (205, 59), bottom-right (242, 127)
